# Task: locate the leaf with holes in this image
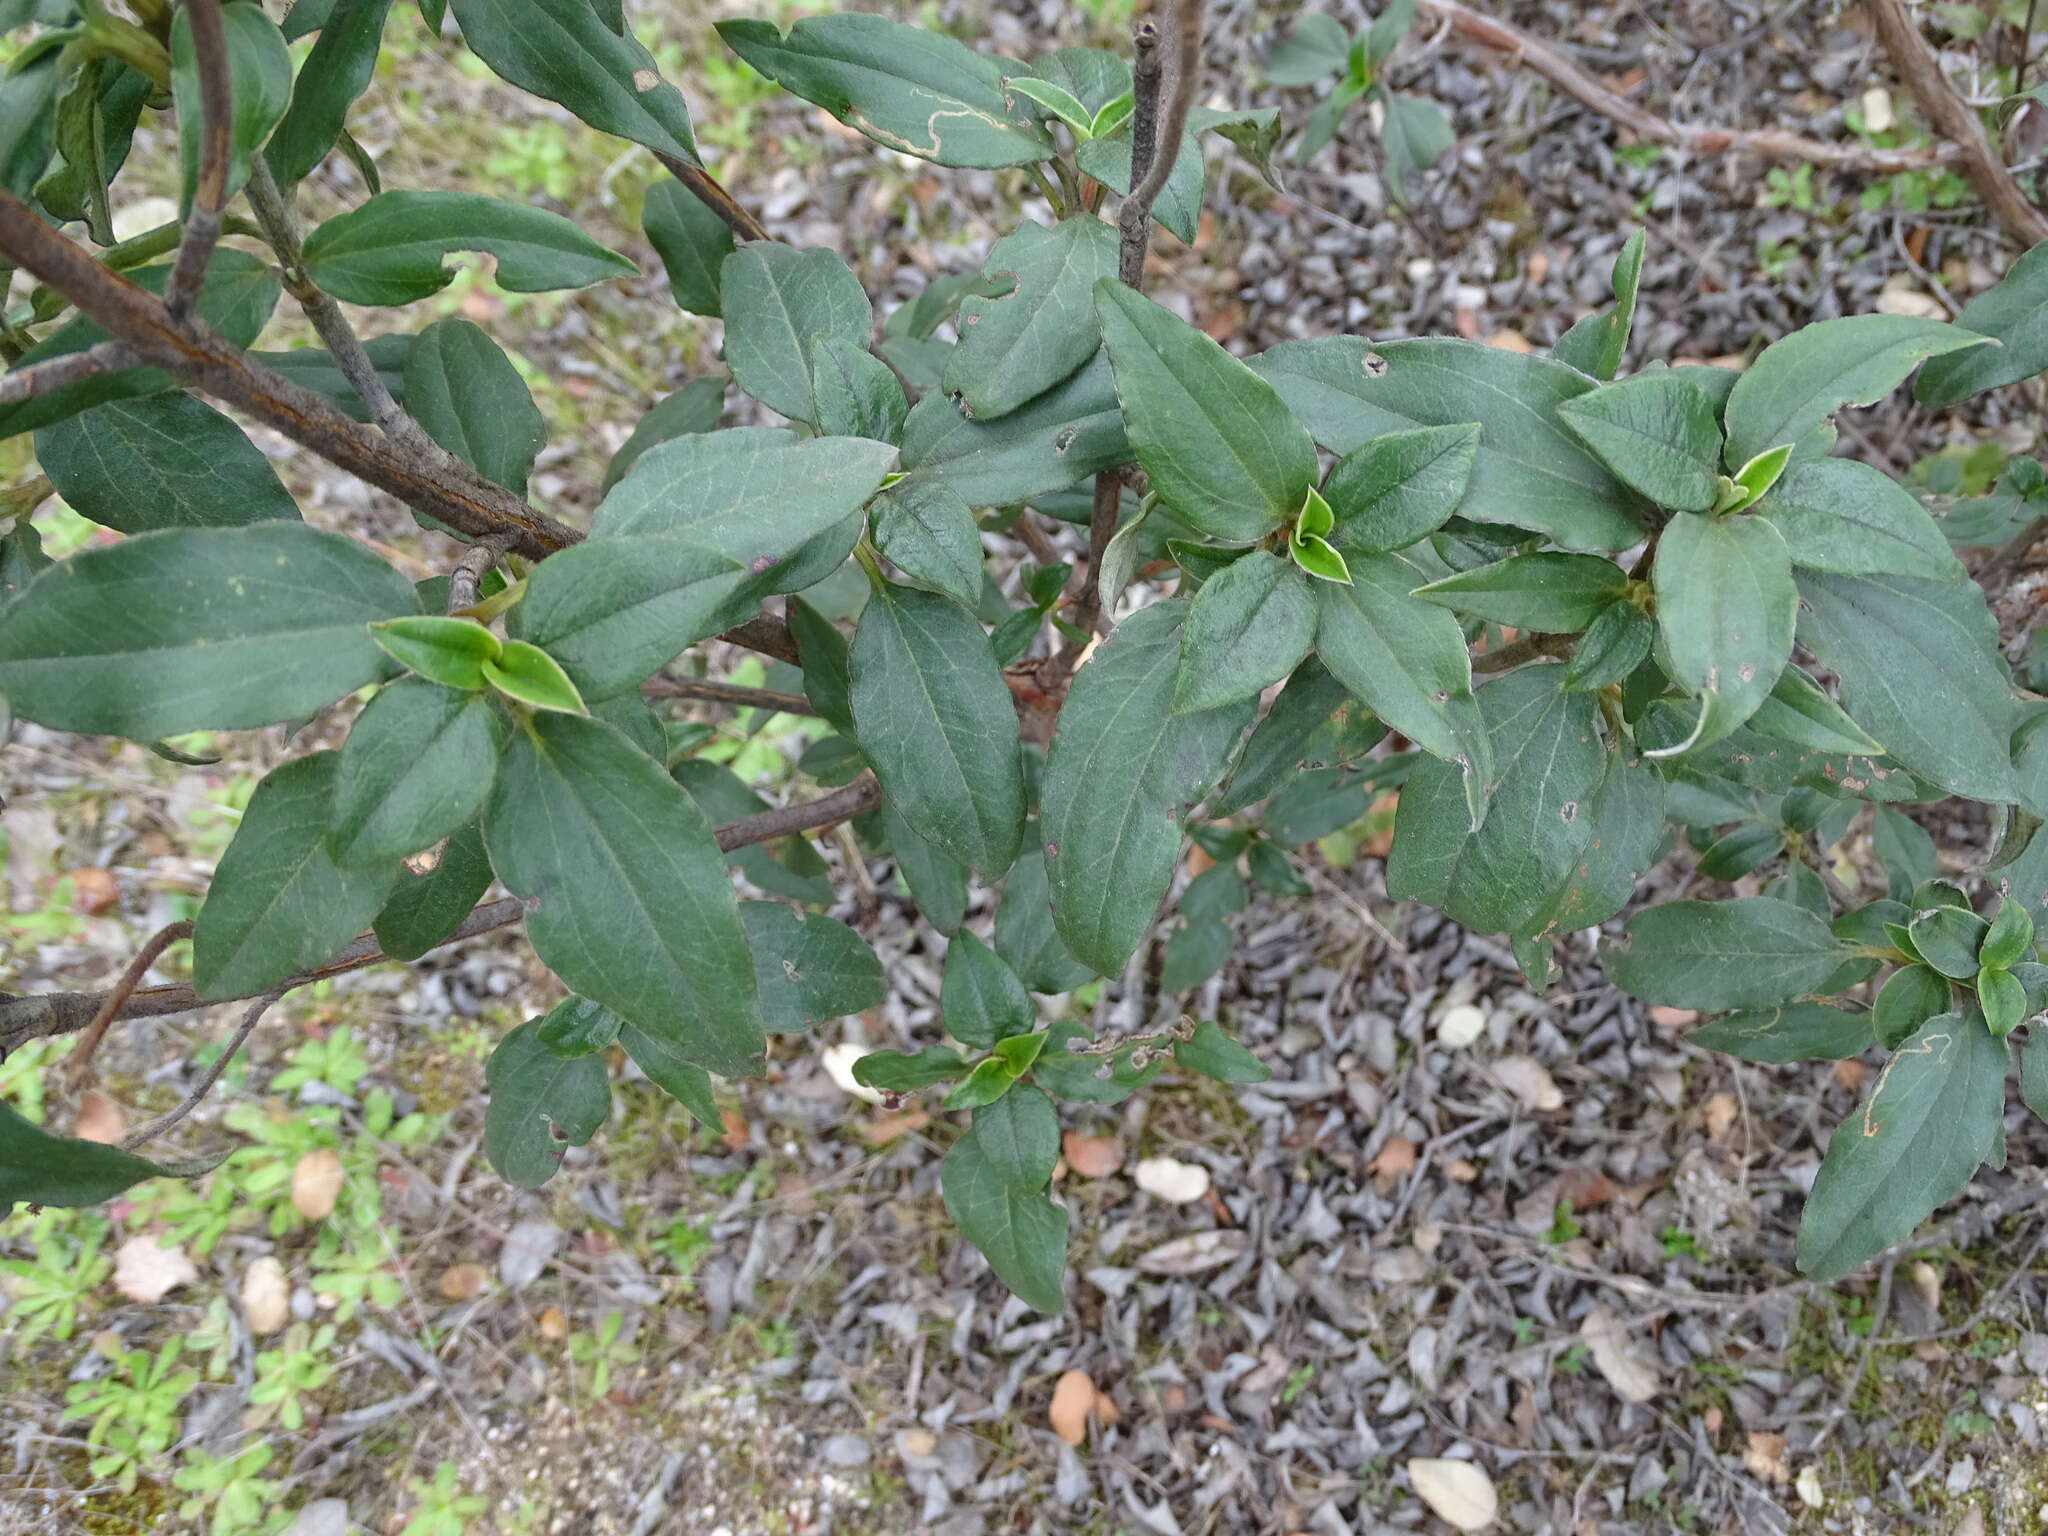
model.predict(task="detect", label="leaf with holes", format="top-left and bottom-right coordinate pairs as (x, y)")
top-left (302, 190), bottom-right (635, 305)
top-left (483, 1019), bottom-right (610, 1188)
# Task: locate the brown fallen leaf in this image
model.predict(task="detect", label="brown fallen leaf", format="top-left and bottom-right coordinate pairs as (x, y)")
top-left (1062, 1132), bottom-right (1123, 1178)
top-left (240, 1255), bottom-right (290, 1335)
top-left (1369, 1135), bottom-right (1418, 1192)
top-left (1579, 1304), bottom-right (1660, 1403)
top-left (438, 1263), bottom-right (487, 1302)
top-left (1555, 1166), bottom-right (1618, 1210)
top-left (1489, 1055), bottom-right (1563, 1112)
top-left (858, 1108), bottom-right (929, 1144)
top-left (1703, 1091), bottom-right (1739, 1141)
top-left (1832, 1058), bottom-right (1869, 1093)
top-left (1487, 329), bottom-right (1534, 354)
top-left (1648, 1006), bottom-right (1699, 1029)
top-left (1049, 1368), bottom-right (1096, 1446)
top-left (114, 1234), bottom-right (198, 1304)
top-left (73, 1090), bottom-right (126, 1145)
top-left (1743, 1430), bottom-right (1790, 1483)
top-left (291, 1148), bottom-right (344, 1221)
top-left (67, 866), bottom-right (119, 915)
top-left (537, 1304), bottom-right (568, 1340)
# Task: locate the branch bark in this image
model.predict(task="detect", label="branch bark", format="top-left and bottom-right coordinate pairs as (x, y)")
top-left (653, 150), bottom-right (769, 244)
top-left (0, 339), bottom-right (133, 406)
top-left (0, 777), bottom-right (883, 1054)
top-left (165, 0), bottom-right (233, 317)
top-left (640, 676), bottom-right (815, 714)
top-left (1419, 0), bottom-right (1966, 178)
top-left (1865, 0), bottom-right (2048, 245)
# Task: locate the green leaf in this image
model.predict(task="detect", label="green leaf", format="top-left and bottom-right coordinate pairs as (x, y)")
top-left (371, 615), bottom-right (500, 688)
top-left (1650, 511), bottom-right (1797, 754)
top-left (329, 679), bottom-right (504, 866)
top-left (943, 217), bottom-right (1119, 420)
top-left (717, 13), bottom-right (1053, 168)
top-left (171, 1), bottom-right (292, 209)
top-left (0, 1101), bottom-right (215, 1214)
top-left (1095, 279), bottom-right (1316, 542)
top-left (0, 52), bottom-right (59, 210)
top-left (1288, 530), bottom-right (1351, 584)
top-left (1908, 902), bottom-right (1988, 981)
top-left (1982, 898), bottom-right (2035, 971)
top-left (1695, 822), bottom-right (1784, 882)
top-left (615, 1019), bottom-right (719, 1130)
top-left (945, 1061), bottom-right (1021, 1122)
top-left (450, 0), bottom-right (698, 162)
top-left (849, 583), bottom-right (1024, 875)
top-left (372, 821), bottom-right (492, 961)
top-left (1980, 966), bottom-right (2028, 1037)
top-left (883, 799), bottom-right (969, 934)
top-left (35, 394), bottom-right (300, 533)
top-left (940, 1085), bottom-right (1066, 1311)
top-left (2023, 1030), bottom-right (2048, 1124)
top-left (1173, 1018), bottom-right (1269, 1083)
top-left (671, 759), bottom-right (833, 904)
top-left (1388, 666), bottom-right (1607, 934)
top-left (941, 929), bottom-right (1033, 1049)
top-left (1916, 239), bottom-right (2048, 407)
top-left (1560, 600), bottom-right (1653, 692)
top-left (719, 243), bottom-right (873, 425)
top-left (251, 334), bottom-right (413, 423)
top-left (1007, 75), bottom-right (1091, 134)
top-left (603, 379), bottom-right (724, 495)
top-left (0, 524), bottom-right (416, 738)
top-left (485, 712), bottom-right (764, 1078)
top-left (536, 995), bottom-right (620, 1058)
top-left (1725, 444), bottom-right (1792, 510)
top-left (1254, 337), bottom-right (1643, 551)
top-left (1517, 746), bottom-right (1665, 937)
top-left (810, 337), bottom-right (906, 443)
top-left (1794, 570), bottom-right (2017, 803)
top-left (521, 430), bottom-right (894, 700)
top-left (739, 900), bottom-right (883, 1033)
top-left (1264, 13), bottom-right (1349, 85)
top-left (1379, 91), bottom-right (1451, 204)
top-left (1040, 601), bottom-right (1257, 975)
top-left (1076, 123), bottom-right (1203, 243)
top-left (1159, 917), bottom-right (1233, 992)
top-left (402, 318), bottom-right (545, 496)
top-left (1031, 1020), bottom-right (1167, 1104)
top-left (871, 478), bottom-right (983, 608)
top-left (1752, 458), bottom-right (1963, 582)
top-left (1551, 230), bottom-right (1644, 381)
top-left (1746, 665), bottom-right (1887, 756)
top-left (788, 595), bottom-right (855, 735)
top-left (643, 177), bottom-right (733, 318)
top-left (1686, 1003), bottom-right (1874, 1064)
top-left (482, 1019), bottom-right (610, 1188)
top-left (1213, 656), bottom-right (1379, 816)
top-left (302, 190), bottom-right (635, 306)
top-left (993, 837), bottom-right (1092, 992)
top-left (1874, 963), bottom-right (1949, 1049)
top-left (854, 1046), bottom-right (965, 1093)
top-left (1797, 1011), bottom-right (2006, 1280)
top-left (1320, 422), bottom-right (1479, 554)
top-left (1022, 46), bottom-right (1129, 119)
top-left (484, 639), bottom-right (588, 715)
top-left (1313, 551), bottom-right (1491, 827)
top-left (1555, 371), bottom-right (1721, 511)
top-left (193, 753), bottom-right (401, 999)
top-left (0, 250), bottom-right (281, 439)
top-left (264, 0), bottom-right (396, 184)
top-left (1412, 552), bottom-right (1627, 633)
top-left (1607, 897), bottom-right (1849, 1011)
top-left (898, 351), bottom-right (1128, 509)
top-left (1174, 549), bottom-right (1317, 714)
top-left (1722, 315), bottom-right (1995, 466)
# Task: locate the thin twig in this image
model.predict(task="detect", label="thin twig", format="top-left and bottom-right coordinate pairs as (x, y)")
top-left (1115, 0), bottom-right (1201, 289)
top-left (447, 531), bottom-right (518, 613)
top-left (652, 151), bottom-right (769, 244)
top-left (2, 780), bottom-right (884, 1051)
top-left (61, 921), bottom-right (194, 1092)
top-left (165, 0), bottom-right (233, 316)
top-left (118, 987), bottom-right (289, 1152)
top-left (0, 340), bottom-right (134, 406)
top-left (2020, 0), bottom-right (2042, 98)
top-left (1978, 512), bottom-right (2048, 587)
top-left (640, 676), bottom-right (815, 714)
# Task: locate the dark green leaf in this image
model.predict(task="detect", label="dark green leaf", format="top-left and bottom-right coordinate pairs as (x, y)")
top-left (450, 0), bottom-right (698, 161)
top-left (1158, 917), bottom-right (1233, 992)
top-left (1687, 1003), bottom-right (1872, 1064)
top-left (810, 336), bottom-right (906, 442)
top-left (1174, 549), bottom-right (1317, 714)
top-left (1379, 91), bottom-right (1451, 203)
top-left (940, 929), bottom-right (1033, 1049)
top-left (719, 243), bottom-right (872, 424)
top-left (1212, 655), bottom-right (1379, 817)
top-left (643, 177), bottom-right (733, 317)
top-left (330, 678), bottom-right (503, 866)
top-left (1518, 746), bottom-right (1665, 937)
top-left (1174, 1018), bottom-right (1269, 1083)
top-left (788, 594), bottom-right (855, 735)
top-left (740, 900), bottom-right (883, 1033)
top-left (603, 379), bottom-right (724, 495)
top-left (994, 838), bottom-right (1093, 993)
top-left (1755, 458), bottom-right (1962, 582)
top-left (1982, 898), bottom-right (2035, 971)
top-left (1555, 371), bottom-right (1721, 511)
top-left (1908, 902), bottom-right (1988, 981)
top-left (171, 1), bottom-right (291, 208)
top-left (1413, 552), bottom-right (1627, 632)
top-left (1076, 124), bottom-right (1202, 243)
top-left (1607, 897), bottom-right (1849, 1011)
top-left (849, 584), bottom-right (1024, 875)
top-left (1874, 963), bottom-right (1949, 1049)
top-left (2022, 1029), bottom-right (2048, 1123)
top-left (1254, 337), bottom-right (1642, 551)
top-left (1030, 1020), bottom-right (1165, 1104)
top-left (0, 1101), bottom-right (214, 1214)
top-left (1560, 599), bottom-right (1653, 691)
top-left (0, 53), bottom-right (58, 208)
top-left (1797, 1011), bottom-right (2006, 1280)
top-left (1320, 422), bottom-right (1478, 555)
top-left (1696, 822), bottom-right (1783, 882)
top-left (671, 758), bottom-right (834, 904)
top-left (193, 753), bottom-right (400, 999)
top-left (616, 1018), bottom-right (720, 1130)
top-left (35, 394), bottom-right (299, 533)
top-left (373, 821), bottom-right (492, 961)
top-left (1747, 665), bottom-right (1888, 756)
top-left (1873, 806), bottom-right (1939, 902)
top-left (265, 0), bottom-right (397, 184)
top-left (941, 1084), bottom-right (1066, 1311)
top-left (1095, 280), bottom-right (1316, 542)
top-left (0, 524), bottom-right (416, 738)
top-left (402, 318), bottom-right (545, 495)
top-left (871, 477), bottom-right (982, 608)
top-left (897, 351), bottom-right (1127, 509)
top-left (1551, 230), bottom-right (1644, 381)
top-left (536, 995), bottom-right (620, 1058)
top-left (250, 334), bottom-right (413, 423)
top-left (854, 1046), bottom-right (964, 1092)
top-left (1915, 239), bottom-right (2048, 406)
top-left (483, 1019), bottom-right (609, 1188)
top-left (884, 802), bottom-right (971, 934)
top-left (717, 14), bottom-right (1053, 169)
top-left (302, 190), bottom-right (635, 306)
top-left (1650, 511), bottom-right (1797, 753)
top-left (486, 712), bottom-right (764, 1078)
top-left (1041, 601), bottom-right (1256, 975)
top-left (943, 216), bottom-right (1118, 419)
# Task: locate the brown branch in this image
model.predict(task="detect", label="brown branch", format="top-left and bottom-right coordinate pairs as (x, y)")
top-left (718, 613), bottom-right (801, 666)
top-left (118, 986), bottom-right (288, 1152)
top-left (447, 531), bottom-right (518, 613)
top-left (0, 340), bottom-right (133, 406)
top-left (653, 151), bottom-right (769, 244)
top-left (1, 779), bottom-right (884, 1054)
top-left (1419, 0), bottom-right (1964, 178)
top-left (1865, 0), bottom-right (2048, 245)
top-left (1115, 0), bottom-right (1201, 288)
top-left (62, 921), bottom-right (194, 1092)
top-left (641, 676), bottom-right (815, 714)
top-left (165, 0), bottom-right (234, 317)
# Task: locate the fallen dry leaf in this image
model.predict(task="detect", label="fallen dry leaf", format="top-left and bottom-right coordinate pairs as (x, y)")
top-left (1490, 1055), bottom-right (1563, 1112)
top-left (1436, 1004), bottom-right (1487, 1048)
top-left (1409, 1457), bottom-right (1498, 1531)
top-left (114, 1234), bottom-right (198, 1304)
top-left (67, 866), bottom-right (119, 915)
top-left (820, 1041), bottom-right (884, 1105)
top-left (1906, 1259), bottom-right (1941, 1315)
top-left (1743, 1431), bottom-right (1790, 1484)
top-left (438, 1263), bottom-right (486, 1302)
top-left (1369, 1135), bottom-right (1418, 1191)
top-left (1556, 1166), bottom-right (1618, 1210)
top-left (858, 1108), bottom-right (928, 1144)
top-left (291, 1148), bottom-right (344, 1221)
top-left (1136, 1229), bottom-right (1250, 1275)
top-left (1579, 1304), bottom-right (1661, 1403)
top-left (1795, 1463), bottom-right (1826, 1510)
top-left (537, 1304), bottom-right (568, 1340)
top-left (1832, 1058), bottom-right (1869, 1093)
top-left (1049, 1368), bottom-right (1096, 1446)
top-left (720, 1107), bottom-right (752, 1150)
top-left (240, 1255), bottom-right (289, 1334)
top-left (1134, 1156), bottom-right (1209, 1204)
top-left (1486, 329), bottom-right (1533, 354)
top-left (1062, 1132), bottom-right (1123, 1179)
top-left (1648, 1006), bottom-right (1699, 1029)
top-left (72, 1091), bottom-right (126, 1145)
top-left (1703, 1091), bottom-right (1739, 1141)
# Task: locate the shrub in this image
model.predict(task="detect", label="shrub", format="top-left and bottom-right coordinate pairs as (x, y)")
top-left (1, 0), bottom-right (2046, 1313)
